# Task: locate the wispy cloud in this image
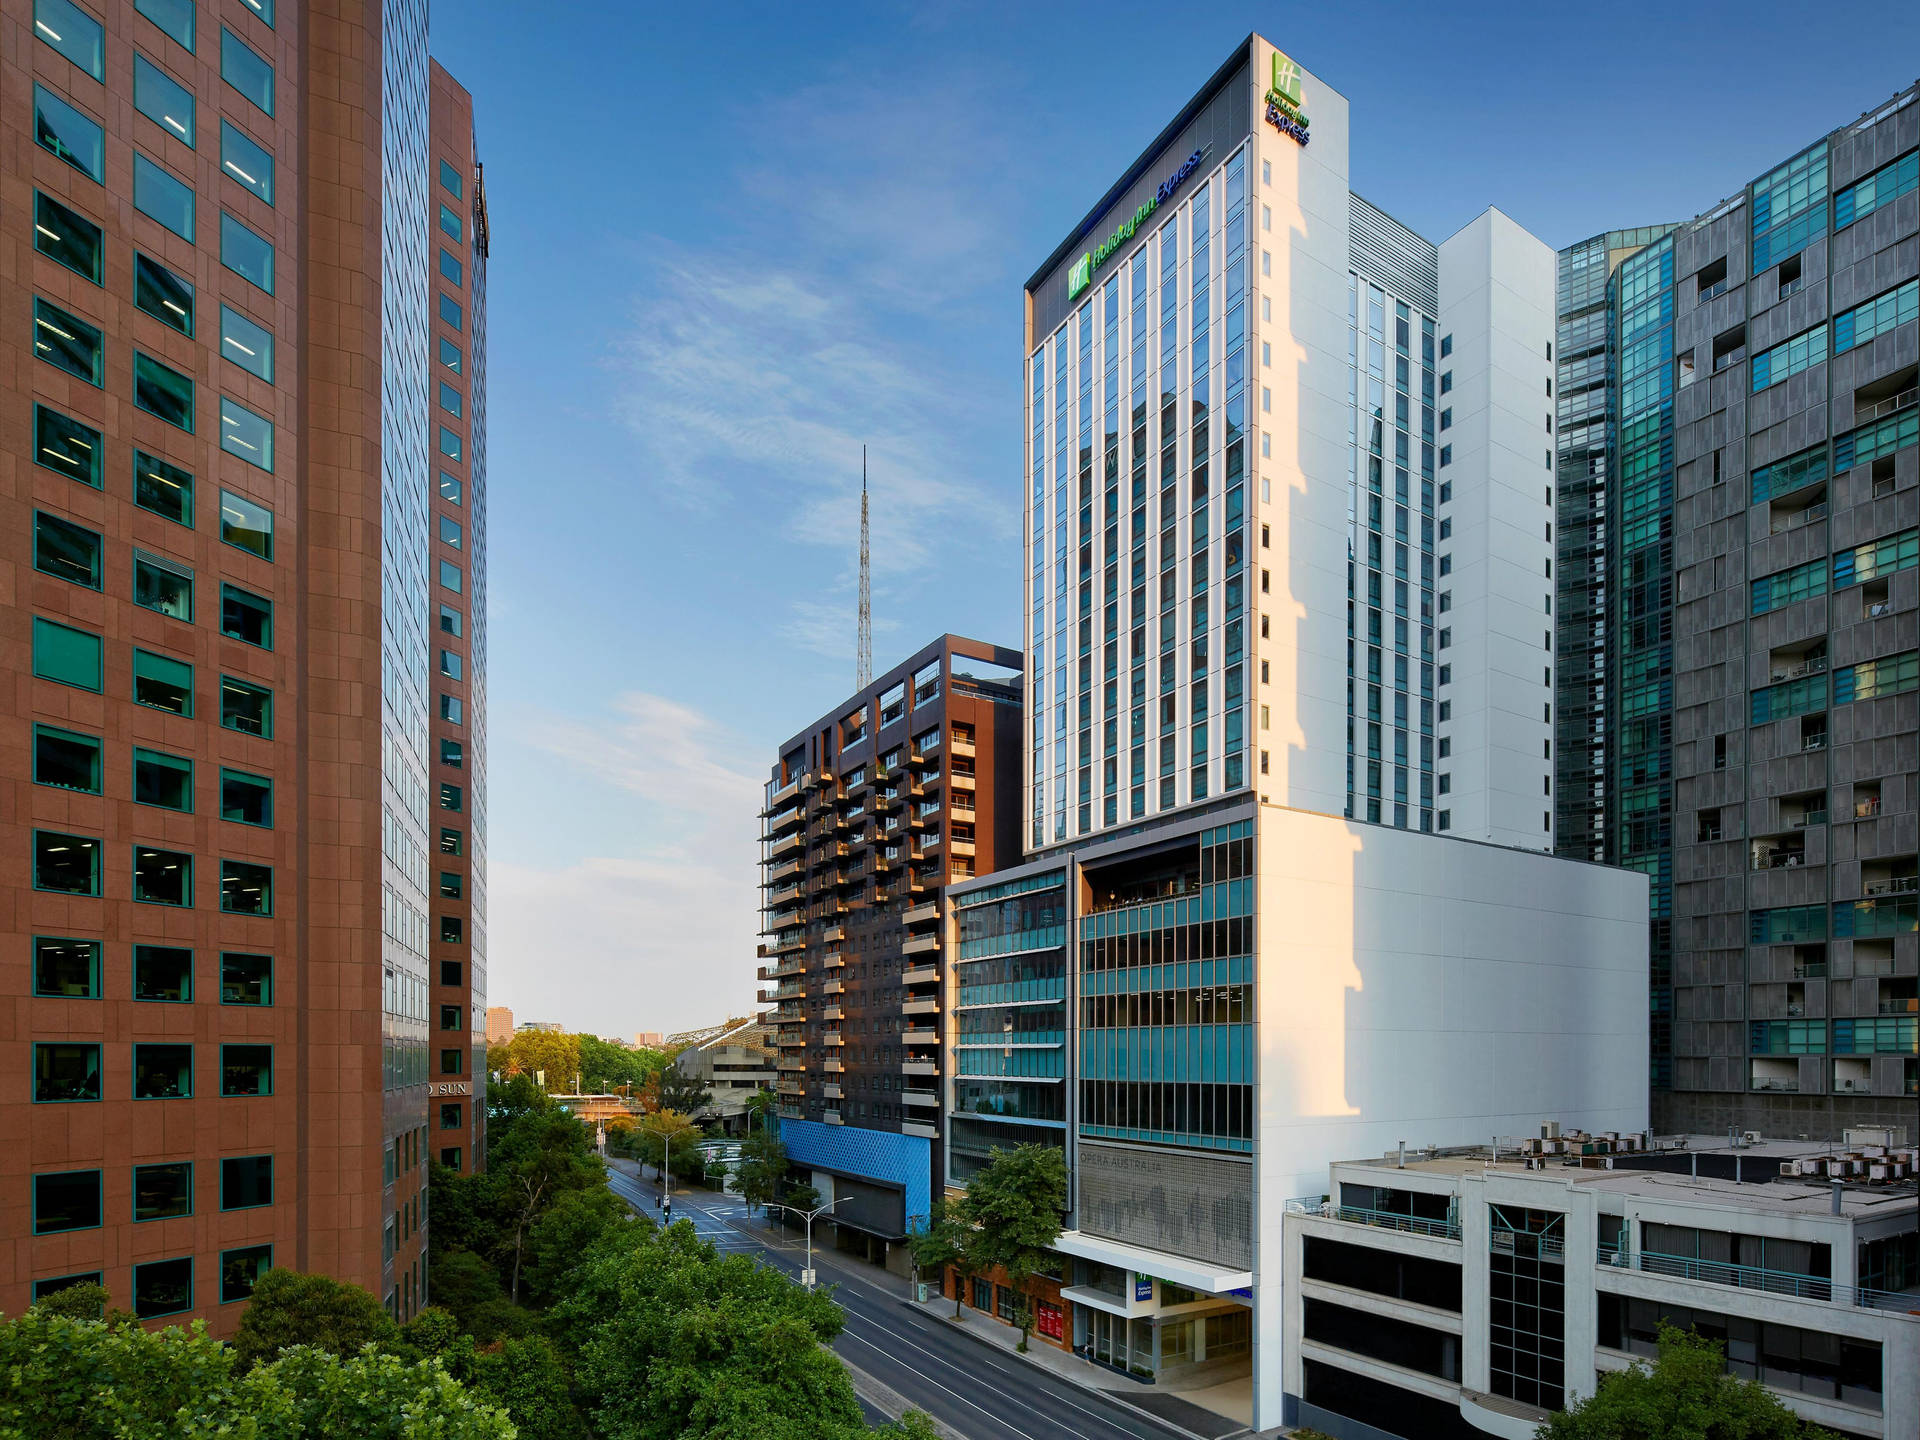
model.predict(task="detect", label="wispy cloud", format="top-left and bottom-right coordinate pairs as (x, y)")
top-left (489, 692), bottom-right (763, 1034)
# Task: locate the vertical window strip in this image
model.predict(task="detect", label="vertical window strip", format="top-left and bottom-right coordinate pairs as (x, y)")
top-left (1833, 278), bottom-right (1918, 354)
top-left (1833, 149), bottom-right (1918, 229)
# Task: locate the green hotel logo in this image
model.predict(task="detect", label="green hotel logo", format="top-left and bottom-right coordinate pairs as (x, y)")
top-left (1067, 253), bottom-right (1091, 299)
top-left (1266, 48), bottom-right (1310, 147)
top-left (1270, 51), bottom-right (1303, 108)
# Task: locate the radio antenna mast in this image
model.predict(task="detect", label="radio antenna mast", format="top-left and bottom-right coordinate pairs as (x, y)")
top-left (857, 446), bottom-right (872, 690)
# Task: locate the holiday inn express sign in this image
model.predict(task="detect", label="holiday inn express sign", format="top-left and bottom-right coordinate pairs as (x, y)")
top-left (1068, 147), bottom-right (1205, 300)
top-left (1265, 48), bottom-right (1310, 146)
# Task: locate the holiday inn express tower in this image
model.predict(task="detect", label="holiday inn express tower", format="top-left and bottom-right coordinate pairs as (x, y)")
top-left (975, 35), bottom-right (1650, 1431)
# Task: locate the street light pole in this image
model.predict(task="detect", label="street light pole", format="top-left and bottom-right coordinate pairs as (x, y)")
top-left (766, 1196), bottom-right (847, 1289)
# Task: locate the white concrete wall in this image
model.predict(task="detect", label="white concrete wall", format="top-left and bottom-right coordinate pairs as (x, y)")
top-left (1249, 803), bottom-right (1648, 1429)
top-left (1248, 37), bottom-right (1352, 821)
top-left (1435, 211), bottom-right (1558, 851)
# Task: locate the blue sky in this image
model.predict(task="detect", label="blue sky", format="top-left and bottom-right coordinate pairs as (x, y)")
top-left (429, 2), bottom-right (1920, 1034)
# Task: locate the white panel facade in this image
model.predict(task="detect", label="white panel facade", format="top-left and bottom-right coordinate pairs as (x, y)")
top-left (1248, 803), bottom-right (1648, 1428)
top-left (1436, 211), bottom-right (1559, 851)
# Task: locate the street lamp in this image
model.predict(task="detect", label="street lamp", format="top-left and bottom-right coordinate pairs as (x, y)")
top-left (765, 1195), bottom-right (847, 1289)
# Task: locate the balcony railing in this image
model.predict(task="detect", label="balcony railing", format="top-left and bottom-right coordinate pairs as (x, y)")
top-left (1858, 386), bottom-right (1916, 423)
top-left (1284, 1198), bottom-right (1462, 1241)
top-left (1769, 501), bottom-right (1827, 535)
top-left (1863, 876), bottom-right (1918, 897)
top-left (1879, 998), bottom-right (1919, 1014)
top-left (1768, 655), bottom-right (1827, 681)
top-left (1600, 1248), bottom-right (1911, 1311)
top-left (1753, 850), bottom-right (1806, 871)
top-left (1750, 1077), bottom-right (1799, 1092)
top-left (1792, 810), bottom-right (1828, 828)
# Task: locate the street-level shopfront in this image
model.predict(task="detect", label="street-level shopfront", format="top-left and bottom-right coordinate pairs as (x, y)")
top-left (1064, 1261), bottom-right (1253, 1383)
top-left (944, 1260), bottom-right (1073, 1353)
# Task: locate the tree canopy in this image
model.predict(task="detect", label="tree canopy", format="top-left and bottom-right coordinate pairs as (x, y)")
top-left (950, 1143), bottom-right (1066, 1350)
top-left (229, 1267), bottom-right (400, 1372)
top-left (0, 1307), bottom-right (513, 1439)
top-left (1538, 1325), bottom-right (1841, 1439)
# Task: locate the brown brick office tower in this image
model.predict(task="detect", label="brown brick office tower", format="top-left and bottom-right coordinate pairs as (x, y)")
top-left (3, 0), bottom-right (485, 1330)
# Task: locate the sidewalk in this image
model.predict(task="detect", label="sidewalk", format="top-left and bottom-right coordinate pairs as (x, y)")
top-left (902, 1289), bottom-right (1252, 1440)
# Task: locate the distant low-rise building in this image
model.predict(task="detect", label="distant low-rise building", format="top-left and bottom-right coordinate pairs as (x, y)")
top-left (517, 1021), bottom-right (563, 1034)
top-left (485, 1007), bottom-right (515, 1043)
top-left (634, 1031), bottom-right (665, 1049)
top-left (667, 1017), bottom-right (775, 1135)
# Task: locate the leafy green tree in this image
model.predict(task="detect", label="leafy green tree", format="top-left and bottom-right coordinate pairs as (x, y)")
top-left (229, 1267), bottom-right (399, 1371)
top-left (956, 1143), bottom-right (1066, 1352)
top-left (550, 1221), bottom-right (867, 1440)
top-left (1538, 1324), bottom-right (1840, 1439)
top-left (469, 1334), bottom-right (591, 1440)
top-left (525, 1183), bottom-right (638, 1305)
top-left (494, 1105), bottom-right (607, 1302)
top-left (425, 1248), bottom-right (509, 1334)
top-left (735, 1119), bottom-right (788, 1215)
top-left (490, 1029), bottom-right (583, 1092)
top-left (0, 1308), bottom-right (511, 1438)
top-left (657, 1064), bottom-right (714, 1117)
top-left (781, 1180), bottom-right (822, 1216)
top-left (907, 1199), bottom-right (972, 1317)
top-left (636, 1107), bottom-right (704, 1184)
top-left (28, 1281), bottom-right (133, 1327)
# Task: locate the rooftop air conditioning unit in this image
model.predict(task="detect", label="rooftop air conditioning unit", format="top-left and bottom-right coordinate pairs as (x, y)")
top-left (1779, 1162), bottom-right (1799, 1177)
top-left (1743, 1131), bottom-right (1763, 1144)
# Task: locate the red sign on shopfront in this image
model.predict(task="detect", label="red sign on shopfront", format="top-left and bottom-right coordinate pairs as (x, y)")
top-left (1035, 1301), bottom-right (1064, 1341)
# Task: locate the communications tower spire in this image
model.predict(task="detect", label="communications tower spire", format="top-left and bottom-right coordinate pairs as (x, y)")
top-left (857, 446), bottom-right (872, 690)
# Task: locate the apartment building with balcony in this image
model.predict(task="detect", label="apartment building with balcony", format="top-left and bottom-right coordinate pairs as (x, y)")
top-left (758, 636), bottom-right (1020, 1271)
top-left (666, 1015), bottom-right (775, 1135)
top-left (1573, 83), bottom-right (1920, 1134)
top-left (1281, 1126), bottom-right (1919, 1439)
top-left (4, 0), bottom-right (484, 1329)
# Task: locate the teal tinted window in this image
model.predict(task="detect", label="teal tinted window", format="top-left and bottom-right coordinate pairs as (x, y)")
top-left (439, 605), bottom-right (463, 637)
top-left (135, 0), bottom-right (194, 51)
top-left (35, 406), bottom-right (103, 488)
top-left (439, 204), bottom-right (463, 242)
top-left (220, 397), bottom-right (274, 470)
top-left (34, 191), bottom-right (103, 283)
top-left (221, 860), bottom-right (272, 915)
top-left (221, 1044), bottom-right (273, 1095)
top-left (134, 449), bottom-right (194, 524)
top-left (133, 154), bottom-right (195, 240)
top-left (439, 560), bottom-right (462, 594)
top-left (1833, 279), bottom-right (1918, 355)
top-left (221, 952), bottom-right (272, 1005)
top-left (220, 120), bottom-right (274, 203)
top-left (35, 1042), bottom-right (101, 1102)
top-left (33, 1171), bottom-right (101, 1233)
top-left (439, 248), bottom-right (463, 286)
top-left (221, 1244), bottom-right (272, 1303)
top-left (133, 648), bottom-right (193, 716)
top-left (222, 1154), bottom-right (273, 1207)
top-left (440, 159), bottom-right (463, 198)
top-left (439, 337), bottom-right (462, 374)
top-left (133, 1258), bottom-right (193, 1318)
top-left (134, 748), bottom-right (193, 812)
top-left (438, 427), bottom-right (463, 462)
top-left (32, 617), bottom-right (102, 691)
top-left (439, 293), bottom-right (463, 332)
top-left (134, 1162), bottom-right (193, 1222)
top-left (1834, 150), bottom-right (1918, 230)
top-left (34, 85), bottom-right (103, 181)
top-left (221, 770), bottom-right (272, 827)
top-left (221, 583), bottom-right (272, 647)
top-left (135, 253), bottom-right (194, 334)
top-left (33, 937), bottom-right (101, 998)
top-left (34, 830), bottom-right (101, 895)
top-left (221, 676), bottom-right (272, 736)
top-left (34, 511), bottom-right (102, 589)
top-left (133, 550), bottom-right (193, 620)
top-left (34, 725), bottom-right (102, 794)
top-left (134, 945), bottom-right (192, 1001)
top-left (133, 1044), bottom-right (193, 1099)
top-left (221, 28), bottom-right (273, 114)
top-left (439, 515), bottom-right (462, 549)
top-left (1752, 556), bottom-right (1826, 614)
top-left (439, 382), bottom-right (463, 418)
top-left (133, 55), bottom-right (195, 146)
top-left (34, 298), bottom-right (102, 384)
top-left (133, 846), bottom-right (192, 906)
top-left (1751, 323), bottom-right (1827, 392)
top-left (439, 472), bottom-right (463, 505)
top-left (36, 0), bottom-right (105, 78)
top-left (238, 0), bottom-right (273, 25)
top-left (220, 489), bottom-right (274, 558)
top-left (220, 212), bottom-right (273, 292)
top-left (219, 305), bottom-right (274, 381)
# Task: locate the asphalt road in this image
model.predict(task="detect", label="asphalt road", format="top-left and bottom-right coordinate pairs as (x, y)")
top-left (603, 1167), bottom-right (1215, 1440)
